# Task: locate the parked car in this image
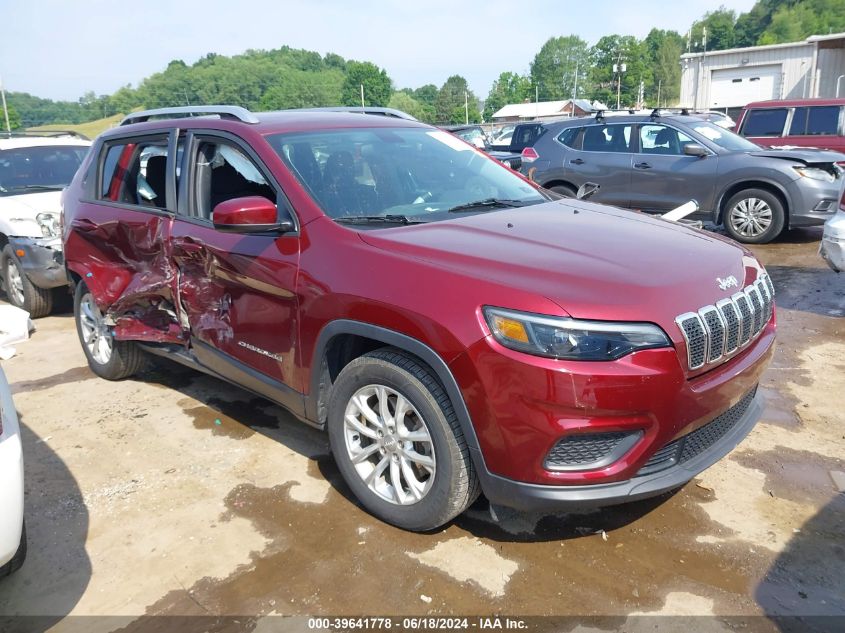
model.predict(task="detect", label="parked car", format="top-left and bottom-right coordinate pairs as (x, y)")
top-left (0, 133), bottom-right (91, 316)
top-left (0, 365), bottom-right (26, 578)
top-left (820, 189), bottom-right (845, 272)
top-left (736, 98), bottom-right (845, 152)
top-left (488, 121), bottom-right (546, 153)
top-left (63, 105), bottom-right (775, 531)
top-left (522, 112), bottom-right (845, 243)
top-left (440, 124), bottom-right (490, 149)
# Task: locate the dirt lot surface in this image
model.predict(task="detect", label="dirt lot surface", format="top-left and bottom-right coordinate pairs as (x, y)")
top-left (0, 228), bottom-right (842, 632)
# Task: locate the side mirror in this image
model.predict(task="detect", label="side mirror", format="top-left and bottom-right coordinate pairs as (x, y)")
top-left (683, 143), bottom-right (708, 158)
top-left (212, 196), bottom-right (293, 233)
top-left (577, 182), bottom-right (600, 200)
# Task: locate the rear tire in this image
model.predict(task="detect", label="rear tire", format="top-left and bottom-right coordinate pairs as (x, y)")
top-left (74, 281), bottom-right (145, 380)
top-left (549, 184), bottom-right (577, 198)
top-left (0, 522), bottom-right (26, 578)
top-left (327, 348), bottom-right (479, 531)
top-left (2, 246), bottom-right (52, 318)
top-left (723, 188), bottom-right (785, 244)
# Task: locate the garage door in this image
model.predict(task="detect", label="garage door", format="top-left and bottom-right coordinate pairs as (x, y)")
top-left (709, 65), bottom-right (781, 108)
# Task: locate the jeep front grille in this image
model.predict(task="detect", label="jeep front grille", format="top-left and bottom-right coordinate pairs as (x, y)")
top-left (675, 273), bottom-right (774, 371)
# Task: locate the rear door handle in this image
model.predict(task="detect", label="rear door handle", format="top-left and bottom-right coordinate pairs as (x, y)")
top-left (634, 162), bottom-right (652, 169)
top-left (570, 158), bottom-right (585, 165)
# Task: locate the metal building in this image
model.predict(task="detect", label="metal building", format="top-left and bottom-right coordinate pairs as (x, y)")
top-left (680, 32), bottom-right (845, 116)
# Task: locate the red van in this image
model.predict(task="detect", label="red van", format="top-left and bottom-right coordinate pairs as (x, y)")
top-left (736, 98), bottom-right (845, 152)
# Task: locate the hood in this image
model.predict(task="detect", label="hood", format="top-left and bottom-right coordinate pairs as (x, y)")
top-left (359, 201), bottom-right (762, 332)
top-left (748, 148), bottom-right (845, 165)
top-left (0, 190), bottom-right (63, 237)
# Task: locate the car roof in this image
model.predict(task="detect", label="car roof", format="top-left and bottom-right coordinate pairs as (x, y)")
top-left (744, 98), bottom-right (845, 109)
top-left (0, 136), bottom-right (92, 150)
top-left (541, 114), bottom-right (707, 128)
top-left (102, 109), bottom-right (430, 140)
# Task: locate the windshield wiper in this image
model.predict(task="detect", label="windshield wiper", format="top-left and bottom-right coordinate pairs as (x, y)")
top-left (334, 214), bottom-right (423, 225)
top-left (446, 198), bottom-right (525, 213)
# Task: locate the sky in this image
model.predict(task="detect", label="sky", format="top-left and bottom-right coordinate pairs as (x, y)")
top-left (2, 0), bottom-right (758, 102)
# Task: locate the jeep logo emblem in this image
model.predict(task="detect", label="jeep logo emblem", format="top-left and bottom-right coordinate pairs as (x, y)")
top-left (717, 275), bottom-right (739, 291)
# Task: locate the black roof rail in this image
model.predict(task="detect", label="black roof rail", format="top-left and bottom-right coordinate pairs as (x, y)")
top-left (595, 108), bottom-right (638, 120)
top-left (650, 107), bottom-right (691, 118)
top-left (4, 130), bottom-right (90, 140)
top-left (120, 106), bottom-right (259, 126)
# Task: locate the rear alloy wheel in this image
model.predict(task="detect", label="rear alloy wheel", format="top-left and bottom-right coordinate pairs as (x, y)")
top-left (724, 189), bottom-right (785, 244)
top-left (2, 245), bottom-right (52, 318)
top-left (327, 348), bottom-right (479, 531)
top-left (0, 522), bottom-right (26, 577)
top-left (74, 281), bottom-right (145, 380)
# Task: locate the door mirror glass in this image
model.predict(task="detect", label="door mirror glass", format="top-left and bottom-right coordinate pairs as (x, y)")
top-left (212, 196), bottom-right (292, 233)
top-left (683, 143), bottom-right (708, 157)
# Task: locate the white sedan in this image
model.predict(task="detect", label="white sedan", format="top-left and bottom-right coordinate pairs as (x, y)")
top-left (0, 365), bottom-right (25, 577)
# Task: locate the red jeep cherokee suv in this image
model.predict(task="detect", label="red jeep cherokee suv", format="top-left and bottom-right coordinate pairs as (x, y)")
top-left (62, 106), bottom-right (776, 531)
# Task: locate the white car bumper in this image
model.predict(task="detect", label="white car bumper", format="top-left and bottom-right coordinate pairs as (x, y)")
top-left (820, 209), bottom-right (845, 273)
top-left (0, 369), bottom-right (24, 569)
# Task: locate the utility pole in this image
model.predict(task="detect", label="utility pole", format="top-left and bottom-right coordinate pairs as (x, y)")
top-left (535, 84), bottom-right (539, 119)
top-left (360, 84), bottom-right (365, 110)
top-left (657, 79), bottom-right (662, 109)
top-left (695, 26), bottom-right (707, 111)
top-left (613, 53), bottom-right (626, 110)
top-left (0, 74), bottom-right (11, 136)
top-left (573, 59), bottom-right (579, 102)
top-left (464, 91), bottom-right (469, 125)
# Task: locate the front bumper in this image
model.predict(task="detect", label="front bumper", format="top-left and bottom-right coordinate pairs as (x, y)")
top-left (476, 389), bottom-right (762, 512)
top-left (785, 178), bottom-right (842, 227)
top-left (7, 236), bottom-right (67, 289)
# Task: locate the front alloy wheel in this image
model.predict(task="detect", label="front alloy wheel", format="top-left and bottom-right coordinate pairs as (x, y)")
top-left (78, 292), bottom-right (113, 365)
top-left (343, 384), bottom-right (436, 505)
top-left (327, 348), bottom-right (479, 531)
top-left (723, 188), bottom-right (785, 244)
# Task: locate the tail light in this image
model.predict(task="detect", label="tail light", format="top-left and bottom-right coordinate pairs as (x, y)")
top-left (521, 147), bottom-right (539, 163)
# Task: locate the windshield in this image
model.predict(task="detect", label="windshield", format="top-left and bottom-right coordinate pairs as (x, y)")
top-left (0, 145), bottom-right (88, 194)
top-left (267, 127), bottom-right (546, 223)
top-left (690, 121), bottom-right (761, 152)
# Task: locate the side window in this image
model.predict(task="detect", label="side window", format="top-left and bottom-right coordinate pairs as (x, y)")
top-left (639, 125), bottom-right (694, 155)
top-left (582, 124), bottom-right (632, 153)
top-left (741, 109), bottom-right (788, 137)
top-left (790, 106), bottom-right (841, 136)
top-left (99, 138), bottom-right (170, 209)
top-left (557, 127), bottom-right (583, 150)
top-left (192, 140), bottom-right (276, 221)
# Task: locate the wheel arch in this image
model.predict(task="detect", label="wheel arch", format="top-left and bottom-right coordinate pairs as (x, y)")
top-left (716, 180), bottom-right (790, 226)
top-left (540, 179), bottom-right (578, 193)
top-left (307, 320), bottom-right (483, 458)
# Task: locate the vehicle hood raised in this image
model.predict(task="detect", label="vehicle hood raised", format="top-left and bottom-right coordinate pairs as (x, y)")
top-left (747, 147), bottom-right (845, 165)
top-left (358, 200), bottom-right (761, 331)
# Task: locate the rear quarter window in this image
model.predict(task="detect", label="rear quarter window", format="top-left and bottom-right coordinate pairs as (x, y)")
top-left (788, 106), bottom-right (841, 136)
top-left (557, 127), bottom-right (582, 150)
top-left (741, 108), bottom-right (788, 137)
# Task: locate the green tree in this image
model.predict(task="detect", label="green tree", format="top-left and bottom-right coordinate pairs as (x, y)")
top-left (388, 92), bottom-right (435, 122)
top-left (435, 75), bottom-right (481, 124)
top-left (412, 84), bottom-right (438, 108)
top-left (589, 35), bottom-right (650, 108)
top-left (734, 0), bottom-right (784, 47)
top-left (484, 72), bottom-right (531, 117)
top-left (2, 104), bottom-right (22, 130)
top-left (690, 8), bottom-right (738, 52)
top-left (529, 35), bottom-right (591, 101)
top-left (109, 85), bottom-right (142, 115)
top-left (644, 29), bottom-right (685, 106)
top-left (758, 0), bottom-right (845, 44)
top-left (341, 61), bottom-right (392, 107)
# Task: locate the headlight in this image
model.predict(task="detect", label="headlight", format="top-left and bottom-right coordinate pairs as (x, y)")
top-left (36, 213), bottom-right (58, 238)
top-left (793, 166), bottom-right (837, 183)
top-left (483, 307), bottom-right (671, 361)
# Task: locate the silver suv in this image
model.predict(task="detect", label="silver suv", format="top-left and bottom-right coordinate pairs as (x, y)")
top-left (522, 112), bottom-right (845, 244)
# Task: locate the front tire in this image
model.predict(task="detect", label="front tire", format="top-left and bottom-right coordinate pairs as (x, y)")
top-left (549, 184), bottom-right (577, 198)
top-left (74, 281), bottom-right (144, 380)
top-left (2, 245), bottom-right (52, 318)
top-left (723, 188), bottom-right (785, 244)
top-left (327, 348), bottom-right (479, 531)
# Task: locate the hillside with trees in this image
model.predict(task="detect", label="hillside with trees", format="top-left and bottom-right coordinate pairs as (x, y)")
top-left (5, 0), bottom-right (844, 130)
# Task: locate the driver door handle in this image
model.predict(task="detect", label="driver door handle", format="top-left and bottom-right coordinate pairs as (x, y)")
top-left (634, 162), bottom-right (652, 169)
top-left (570, 158), bottom-right (585, 165)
